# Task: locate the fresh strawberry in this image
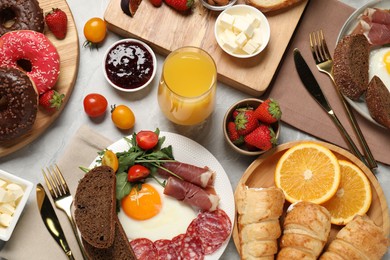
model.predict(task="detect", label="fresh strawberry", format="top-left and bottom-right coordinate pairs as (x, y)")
top-left (244, 125), bottom-right (277, 151)
top-left (164, 0), bottom-right (194, 11)
top-left (227, 121), bottom-right (244, 145)
top-left (232, 106), bottom-right (253, 119)
top-left (149, 0), bottom-right (163, 7)
top-left (234, 110), bottom-right (259, 136)
top-left (39, 90), bottom-right (65, 112)
top-left (45, 8), bottom-right (68, 39)
top-left (254, 98), bottom-right (282, 124)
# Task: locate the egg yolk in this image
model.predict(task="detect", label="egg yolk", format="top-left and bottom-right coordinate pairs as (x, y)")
top-left (121, 183), bottom-right (162, 220)
top-left (384, 51), bottom-right (390, 75)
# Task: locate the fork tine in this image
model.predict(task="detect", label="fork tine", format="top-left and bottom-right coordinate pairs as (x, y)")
top-left (319, 30), bottom-right (332, 60)
top-left (42, 168), bottom-right (57, 198)
top-left (309, 32), bottom-right (319, 64)
top-left (54, 164), bottom-right (70, 194)
top-left (50, 165), bottom-right (65, 196)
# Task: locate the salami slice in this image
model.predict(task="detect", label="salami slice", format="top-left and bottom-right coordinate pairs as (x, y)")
top-left (180, 234), bottom-right (204, 260)
top-left (194, 209), bottom-right (232, 255)
top-left (130, 238), bottom-right (158, 259)
top-left (154, 239), bottom-right (179, 260)
top-left (171, 233), bottom-right (185, 258)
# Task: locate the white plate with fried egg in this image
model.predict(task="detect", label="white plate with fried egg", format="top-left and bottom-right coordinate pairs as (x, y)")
top-left (89, 131), bottom-right (235, 259)
top-left (337, 0), bottom-right (390, 128)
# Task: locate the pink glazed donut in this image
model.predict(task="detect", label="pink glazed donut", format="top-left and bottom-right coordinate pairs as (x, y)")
top-left (0, 30), bottom-right (60, 94)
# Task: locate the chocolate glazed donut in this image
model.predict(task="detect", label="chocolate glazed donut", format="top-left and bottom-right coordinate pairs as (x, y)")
top-left (0, 0), bottom-right (44, 36)
top-left (0, 67), bottom-right (38, 142)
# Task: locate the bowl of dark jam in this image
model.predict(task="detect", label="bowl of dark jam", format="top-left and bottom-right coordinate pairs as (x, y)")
top-left (103, 39), bottom-right (157, 92)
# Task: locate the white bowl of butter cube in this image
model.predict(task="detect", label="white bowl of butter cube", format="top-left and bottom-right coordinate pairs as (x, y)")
top-left (214, 4), bottom-right (270, 58)
top-left (0, 169), bottom-right (33, 241)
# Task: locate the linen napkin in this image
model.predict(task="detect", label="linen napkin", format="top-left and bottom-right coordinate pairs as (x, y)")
top-left (266, 0), bottom-right (390, 165)
top-left (0, 125), bottom-right (113, 259)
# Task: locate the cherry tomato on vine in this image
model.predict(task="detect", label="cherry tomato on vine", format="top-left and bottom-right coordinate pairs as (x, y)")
top-left (111, 104), bottom-right (135, 130)
top-left (83, 93), bottom-right (108, 117)
top-left (101, 150), bottom-right (119, 172)
top-left (136, 131), bottom-right (159, 150)
top-left (127, 165), bottom-right (150, 182)
top-left (83, 17), bottom-right (107, 46)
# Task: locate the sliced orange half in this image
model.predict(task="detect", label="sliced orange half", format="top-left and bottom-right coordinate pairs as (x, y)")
top-left (275, 142), bottom-right (341, 204)
top-left (322, 160), bottom-right (372, 225)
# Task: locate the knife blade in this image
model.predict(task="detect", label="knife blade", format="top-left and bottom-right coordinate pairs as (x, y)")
top-left (36, 183), bottom-right (75, 260)
top-left (293, 48), bottom-right (368, 167)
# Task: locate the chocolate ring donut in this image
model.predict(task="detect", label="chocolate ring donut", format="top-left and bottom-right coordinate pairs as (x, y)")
top-left (0, 67), bottom-right (38, 142)
top-left (0, 0), bottom-right (44, 36)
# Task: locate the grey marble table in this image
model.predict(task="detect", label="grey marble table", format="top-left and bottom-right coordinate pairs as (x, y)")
top-left (0, 0), bottom-right (388, 259)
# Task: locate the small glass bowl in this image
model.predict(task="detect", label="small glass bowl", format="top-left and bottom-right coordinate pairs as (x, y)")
top-left (201, 0), bottom-right (237, 12)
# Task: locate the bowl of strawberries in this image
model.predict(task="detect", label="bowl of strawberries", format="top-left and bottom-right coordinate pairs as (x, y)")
top-left (223, 98), bottom-right (281, 156)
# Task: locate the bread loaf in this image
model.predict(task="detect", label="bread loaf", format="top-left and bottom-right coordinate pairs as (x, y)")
top-left (245, 0), bottom-right (304, 13)
top-left (366, 75), bottom-right (390, 129)
top-left (333, 34), bottom-right (370, 101)
top-left (236, 184), bottom-right (285, 259)
top-left (320, 215), bottom-right (389, 260)
top-left (277, 201), bottom-right (331, 259)
top-left (74, 166), bottom-right (117, 249)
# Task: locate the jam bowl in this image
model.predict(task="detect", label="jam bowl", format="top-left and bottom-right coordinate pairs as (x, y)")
top-left (103, 38), bottom-right (157, 92)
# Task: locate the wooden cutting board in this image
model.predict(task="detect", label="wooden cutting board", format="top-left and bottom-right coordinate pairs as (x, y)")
top-left (104, 0), bottom-right (308, 96)
top-left (0, 0), bottom-right (79, 157)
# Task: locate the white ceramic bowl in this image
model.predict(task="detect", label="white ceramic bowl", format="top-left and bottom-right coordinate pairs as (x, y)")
top-left (0, 169), bottom-right (33, 241)
top-left (201, 0), bottom-right (237, 12)
top-left (103, 38), bottom-right (157, 92)
top-left (214, 5), bottom-right (270, 58)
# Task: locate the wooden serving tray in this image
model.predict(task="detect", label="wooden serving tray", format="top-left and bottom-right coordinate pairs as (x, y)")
top-left (104, 0), bottom-right (308, 96)
top-left (0, 0), bottom-right (79, 157)
top-left (232, 140), bottom-right (390, 255)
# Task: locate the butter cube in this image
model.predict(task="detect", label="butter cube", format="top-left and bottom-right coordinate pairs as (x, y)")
top-left (246, 13), bottom-right (261, 28)
top-left (232, 16), bottom-right (248, 33)
top-left (0, 188), bottom-right (7, 202)
top-left (7, 183), bottom-right (24, 200)
top-left (235, 32), bottom-right (247, 47)
top-left (221, 29), bottom-right (239, 53)
top-left (252, 28), bottom-right (263, 45)
top-left (223, 40), bottom-right (238, 53)
top-left (242, 39), bottom-right (260, 54)
top-left (0, 203), bottom-right (15, 215)
top-left (0, 213), bottom-right (12, 227)
top-left (0, 179), bottom-right (6, 188)
top-left (219, 13), bottom-right (235, 30)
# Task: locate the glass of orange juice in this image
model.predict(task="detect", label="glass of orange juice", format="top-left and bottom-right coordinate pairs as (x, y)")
top-left (158, 47), bottom-right (217, 126)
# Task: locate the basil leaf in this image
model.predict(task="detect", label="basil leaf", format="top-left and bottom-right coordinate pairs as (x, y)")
top-left (116, 172), bottom-right (131, 200)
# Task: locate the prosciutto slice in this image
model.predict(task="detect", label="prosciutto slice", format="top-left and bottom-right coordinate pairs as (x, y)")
top-left (157, 161), bottom-right (216, 188)
top-left (352, 8), bottom-right (390, 46)
top-left (163, 177), bottom-right (220, 211)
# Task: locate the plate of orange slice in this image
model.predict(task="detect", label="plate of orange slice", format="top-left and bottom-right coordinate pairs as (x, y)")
top-left (232, 140), bottom-right (389, 252)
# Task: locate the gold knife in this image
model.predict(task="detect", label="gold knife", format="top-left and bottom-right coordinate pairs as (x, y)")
top-left (36, 183), bottom-right (75, 260)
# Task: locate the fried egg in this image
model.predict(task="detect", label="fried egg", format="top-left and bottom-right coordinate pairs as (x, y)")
top-left (118, 180), bottom-right (197, 241)
top-left (369, 47), bottom-right (390, 89)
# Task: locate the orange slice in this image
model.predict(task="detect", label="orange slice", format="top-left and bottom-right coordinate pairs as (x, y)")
top-left (322, 160), bottom-right (372, 225)
top-left (275, 142), bottom-right (340, 204)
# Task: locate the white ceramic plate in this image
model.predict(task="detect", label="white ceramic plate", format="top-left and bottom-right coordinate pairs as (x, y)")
top-left (89, 131), bottom-right (235, 259)
top-left (337, 0), bottom-right (390, 128)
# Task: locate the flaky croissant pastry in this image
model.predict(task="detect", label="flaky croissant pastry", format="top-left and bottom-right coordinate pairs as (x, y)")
top-left (236, 184), bottom-right (285, 259)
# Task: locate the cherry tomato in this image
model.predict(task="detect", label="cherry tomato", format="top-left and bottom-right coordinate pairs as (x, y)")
top-left (127, 165), bottom-right (150, 182)
top-left (83, 17), bottom-right (107, 44)
top-left (136, 131), bottom-right (159, 150)
top-left (83, 93), bottom-right (108, 117)
top-left (111, 104), bottom-right (135, 130)
top-left (101, 150), bottom-right (119, 172)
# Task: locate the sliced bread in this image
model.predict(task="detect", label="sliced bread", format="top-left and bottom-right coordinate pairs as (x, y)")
top-left (74, 166), bottom-right (116, 249)
top-left (245, 0), bottom-right (303, 13)
top-left (83, 216), bottom-right (136, 260)
top-left (366, 75), bottom-right (390, 129)
top-left (333, 34), bottom-right (370, 101)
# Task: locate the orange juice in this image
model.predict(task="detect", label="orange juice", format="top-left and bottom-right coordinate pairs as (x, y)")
top-left (158, 47), bottom-right (217, 125)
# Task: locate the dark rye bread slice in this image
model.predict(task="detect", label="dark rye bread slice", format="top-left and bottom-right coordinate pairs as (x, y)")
top-left (74, 166), bottom-right (116, 249)
top-left (366, 76), bottom-right (390, 129)
top-left (333, 34), bottom-right (370, 101)
top-left (83, 216), bottom-right (136, 260)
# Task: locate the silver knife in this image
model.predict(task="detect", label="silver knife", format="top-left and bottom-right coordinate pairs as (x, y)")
top-left (293, 48), bottom-right (368, 166)
top-left (36, 183), bottom-right (75, 260)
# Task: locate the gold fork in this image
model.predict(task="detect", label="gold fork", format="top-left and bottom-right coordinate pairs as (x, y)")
top-left (42, 165), bottom-right (88, 260)
top-left (309, 30), bottom-right (377, 170)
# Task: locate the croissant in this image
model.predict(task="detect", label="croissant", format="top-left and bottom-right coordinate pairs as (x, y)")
top-left (235, 184), bottom-right (285, 259)
top-left (320, 215), bottom-right (389, 260)
top-left (277, 201), bottom-right (331, 260)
